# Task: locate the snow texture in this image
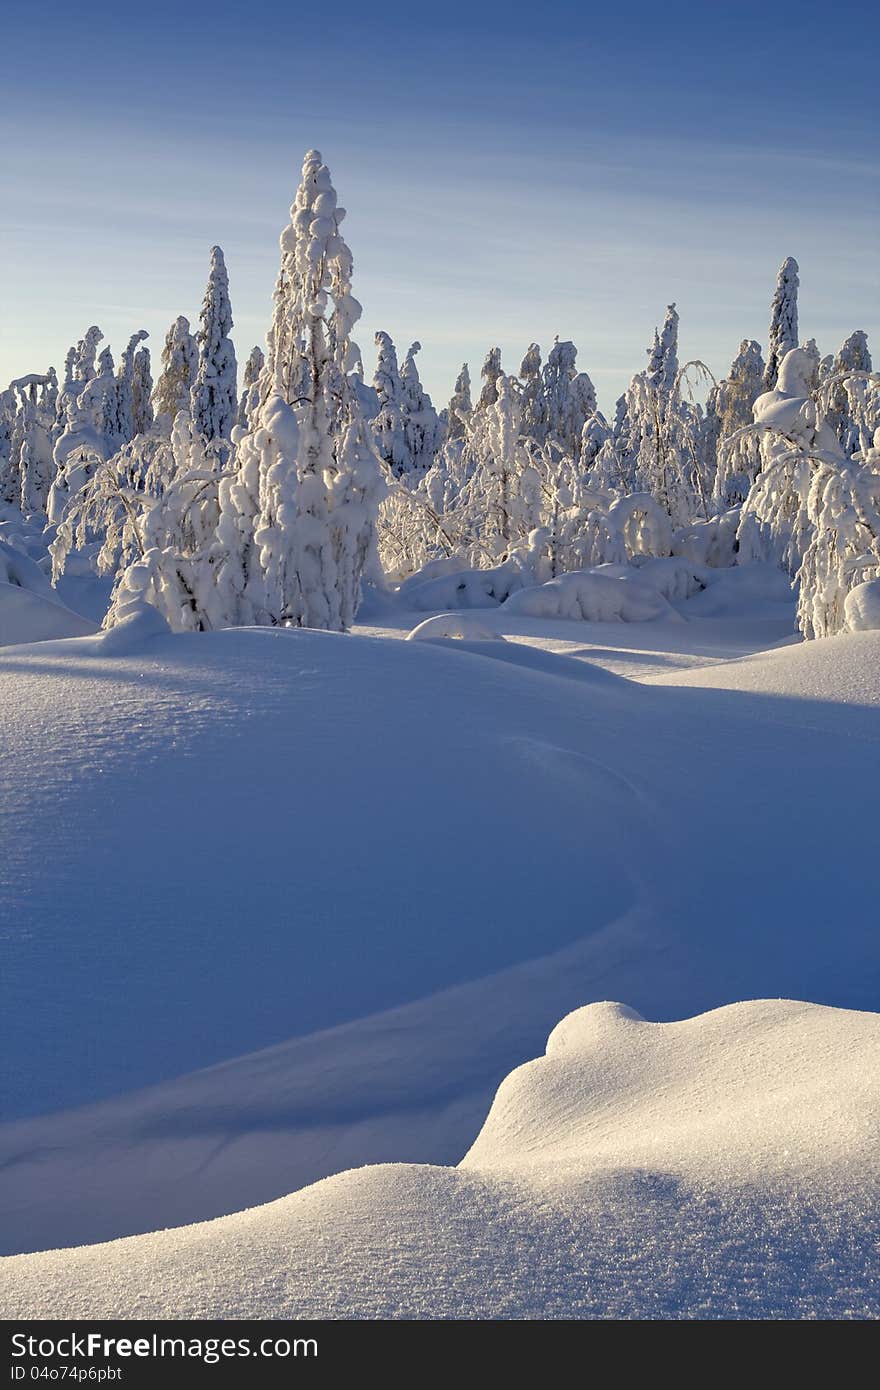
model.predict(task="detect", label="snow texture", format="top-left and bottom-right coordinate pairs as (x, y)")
top-left (2, 999), bottom-right (878, 1319)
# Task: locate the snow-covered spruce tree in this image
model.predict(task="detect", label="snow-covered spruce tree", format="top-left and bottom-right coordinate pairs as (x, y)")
top-left (711, 339), bottom-right (765, 506)
top-left (212, 149), bottom-right (385, 631)
top-left (647, 305), bottom-right (679, 392)
top-left (131, 345), bottom-right (154, 437)
top-left (235, 345), bottom-right (265, 433)
top-left (114, 330), bottom-right (149, 446)
top-left (190, 247), bottom-right (238, 458)
top-left (1, 373), bottom-right (58, 514)
top-left (517, 343), bottom-right (544, 440)
top-left (399, 342), bottom-right (443, 471)
top-left (371, 331), bottom-right (411, 475)
top-left (0, 388), bottom-right (15, 504)
top-left (152, 316), bottom-right (198, 422)
top-left (763, 256), bottom-right (799, 390)
top-left (477, 347), bottom-right (503, 409)
top-left (444, 363), bottom-right (472, 443)
top-left (539, 339), bottom-right (597, 461)
top-left (819, 331), bottom-right (873, 452)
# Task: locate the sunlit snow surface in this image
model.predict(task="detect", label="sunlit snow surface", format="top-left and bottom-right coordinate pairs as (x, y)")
top-left (3, 999), bottom-right (878, 1318)
top-left (0, 587), bottom-right (878, 1316)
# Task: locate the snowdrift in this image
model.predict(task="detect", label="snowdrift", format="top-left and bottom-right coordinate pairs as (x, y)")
top-left (2, 999), bottom-right (877, 1320)
top-left (0, 537), bottom-right (96, 645)
top-left (0, 582), bottom-right (96, 646)
top-left (504, 569), bottom-right (682, 623)
top-left (1, 623), bottom-right (879, 1259)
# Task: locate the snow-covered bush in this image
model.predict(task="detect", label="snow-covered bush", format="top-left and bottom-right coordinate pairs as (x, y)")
top-left (711, 340), bottom-right (765, 506)
top-left (736, 348), bottom-right (839, 576)
top-left (504, 569), bottom-right (681, 623)
top-left (843, 578), bottom-right (880, 633)
top-left (402, 558), bottom-right (527, 611)
top-left (796, 432), bottom-right (880, 639)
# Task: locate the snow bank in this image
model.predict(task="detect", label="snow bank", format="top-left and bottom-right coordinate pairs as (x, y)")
top-left (0, 584), bottom-right (97, 647)
top-left (0, 538), bottom-right (96, 646)
top-left (2, 999), bottom-right (877, 1320)
top-left (649, 628), bottom-right (880, 707)
top-left (504, 569), bottom-right (682, 623)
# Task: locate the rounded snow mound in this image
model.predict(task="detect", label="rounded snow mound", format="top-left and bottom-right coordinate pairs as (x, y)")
top-left (462, 997), bottom-right (879, 1179)
top-left (844, 578), bottom-right (880, 633)
top-left (406, 613), bottom-right (507, 642)
top-left (504, 569), bottom-right (684, 623)
top-left (2, 998), bottom-right (877, 1320)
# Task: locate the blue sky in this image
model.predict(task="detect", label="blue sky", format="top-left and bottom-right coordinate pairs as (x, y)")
top-left (1, 0), bottom-right (877, 413)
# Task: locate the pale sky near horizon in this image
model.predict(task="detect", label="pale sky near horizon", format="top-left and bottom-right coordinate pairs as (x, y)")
top-left (1, 0), bottom-right (877, 415)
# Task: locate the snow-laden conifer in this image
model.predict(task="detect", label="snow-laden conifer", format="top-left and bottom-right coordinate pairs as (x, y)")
top-left (371, 331), bottom-right (410, 475)
top-left (478, 347), bottom-right (503, 409)
top-left (132, 346), bottom-right (154, 437)
top-left (763, 257), bottom-right (799, 390)
top-left (444, 363), bottom-right (472, 443)
top-left (190, 247), bottom-right (237, 454)
top-left (399, 342), bottom-right (443, 470)
top-left (152, 316), bottom-right (198, 422)
top-left (214, 149), bottom-right (384, 630)
top-left (234, 345), bottom-right (265, 434)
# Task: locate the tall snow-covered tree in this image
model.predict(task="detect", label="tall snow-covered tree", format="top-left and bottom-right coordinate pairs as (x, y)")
top-left (190, 247), bottom-right (238, 454)
top-left (153, 316), bottom-right (198, 421)
top-left (478, 347), bottom-right (503, 409)
top-left (763, 256), bottom-right (799, 390)
top-left (540, 339), bottom-right (597, 461)
top-left (517, 343), bottom-right (543, 440)
top-left (1, 373), bottom-right (58, 514)
top-left (131, 346), bottom-right (154, 437)
top-left (371, 331), bottom-right (410, 475)
top-left (444, 363), bottom-right (472, 443)
top-left (399, 341), bottom-right (443, 471)
top-left (646, 305), bottom-right (679, 392)
top-left (820, 330), bottom-right (873, 452)
top-left (235, 345), bottom-right (266, 433)
top-left (115, 330), bottom-right (149, 445)
top-left (213, 148), bottom-right (384, 631)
